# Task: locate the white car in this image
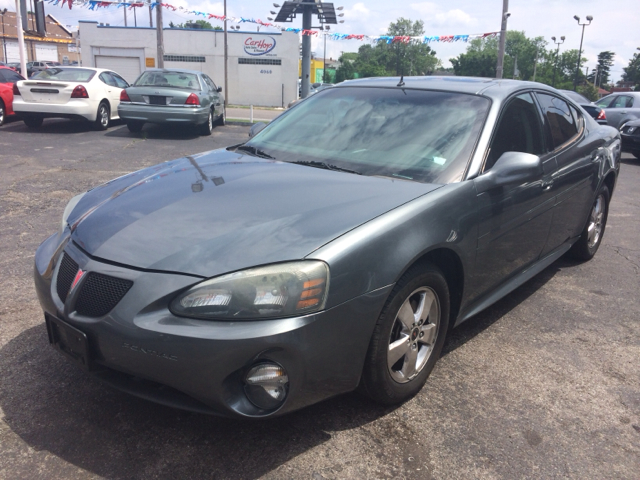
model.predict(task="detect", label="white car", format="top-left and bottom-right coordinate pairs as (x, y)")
top-left (12, 67), bottom-right (130, 130)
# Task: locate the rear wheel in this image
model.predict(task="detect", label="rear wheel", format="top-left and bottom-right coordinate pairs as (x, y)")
top-left (23, 116), bottom-right (43, 129)
top-left (126, 121), bottom-right (144, 133)
top-left (360, 263), bottom-right (450, 405)
top-left (568, 186), bottom-right (610, 261)
top-left (200, 109), bottom-right (213, 135)
top-left (0, 99), bottom-right (5, 126)
top-left (94, 102), bottom-right (110, 130)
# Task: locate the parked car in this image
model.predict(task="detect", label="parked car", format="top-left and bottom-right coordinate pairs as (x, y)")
top-left (619, 118), bottom-right (640, 159)
top-left (559, 89), bottom-right (607, 125)
top-left (596, 92), bottom-right (640, 130)
top-left (35, 77), bottom-right (620, 418)
top-left (118, 68), bottom-right (225, 135)
top-left (7, 62), bottom-right (21, 73)
top-left (26, 61), bottom-right (58, 77)
top-left (13, 67), bottom-right (129, 130)
top-left (0, 66), bottom-right (25, 126)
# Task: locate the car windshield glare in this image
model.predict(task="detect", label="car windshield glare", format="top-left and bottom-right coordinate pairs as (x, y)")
top-left (247, 87), bottom-right (490, 184)
top-left (134, 71), bottom-right (200, 90)
top-left (30, 68), bottom-right (97, 82)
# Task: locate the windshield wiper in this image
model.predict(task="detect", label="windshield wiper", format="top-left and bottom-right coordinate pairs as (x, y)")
top-left (235, 145), bottom-right (275, 159)
top-left (291, 160), bottom-right (361, 175)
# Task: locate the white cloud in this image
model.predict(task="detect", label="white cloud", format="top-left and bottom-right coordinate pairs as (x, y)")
top-left (411, 2), bottom-right (475, 27)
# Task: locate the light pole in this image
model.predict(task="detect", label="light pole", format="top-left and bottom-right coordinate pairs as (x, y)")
top-left (322, 25), bottom-right (329, 83)
top-left (496, 0), bottom-right (509, 79)
top-left (551, 35), bottom-right (565, 88)
top-left (573, 15), bottom-right (592, 91)
top-left (1, 9), bottom-right (7, 63)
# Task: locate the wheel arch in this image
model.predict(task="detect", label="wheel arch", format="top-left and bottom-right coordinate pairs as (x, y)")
top-left (603, 170), bottom-right (616, 197)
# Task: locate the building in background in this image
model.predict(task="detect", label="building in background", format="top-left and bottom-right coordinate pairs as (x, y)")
top-left (0, 11), bottom-right (79, 64)
top-left (79, 22), bottom-right (299, 107)
top-left (299, 57), bottom-right (338, 84)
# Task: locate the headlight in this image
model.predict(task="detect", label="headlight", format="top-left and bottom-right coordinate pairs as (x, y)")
top-left (170, 261), bottom-right (329, 320)
top-left (60, 192), bottom-right (86, 235)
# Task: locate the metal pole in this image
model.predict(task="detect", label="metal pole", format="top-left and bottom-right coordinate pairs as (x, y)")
top-left (323, 30), bottom-right (326, 83)
top-left (224, 0), bottom-right (228, 106)
top-left (532, 49), bottom-right (538, 82)
top-left (156, 4), bottom-right (164, 68)
top-left (552, 43), bottom-right (560, 87)
top-left (496, 0), bottom-right (509, 79)
top-left (149, 5), bottom-right (153, 28)
top-left (1, 12), bottom-right (7, 63)
top-left (124, 7), bottom-right (127, 27)
top-left (134, 7), bottom-right (137, 28)
top-left (300, 4), bottom-right (312, 97)
top-left (573, 23), bottom-right (586, 91)
top-left (14, 0), bottom-right (26, 78)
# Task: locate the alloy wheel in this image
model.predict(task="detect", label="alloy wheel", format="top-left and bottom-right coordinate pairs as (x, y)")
top-left (587, 194), bottom-right (605, 248)
top-left (0, 103), bottom-right (4, 126)
top-left (387, 287), bottom-right (440, 383)
top-left (100, 105), bottom-right (109, 128)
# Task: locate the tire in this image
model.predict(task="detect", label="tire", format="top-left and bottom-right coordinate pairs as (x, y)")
top-left (0, 99), bottom-right (5, 127)
top-left (23, 116), bottom-right (43, 129)
top-left (360, 263), bottom-right (450, 405)
top-left (216, 107), bottom-right (226, 127)
top-left (93, 102), bottom-right (110, 131)
top-left (568, 186), bottom-right (610, 261)
top-left (200, 109), bottom-right (213, 136)
top-left (127, 121), bottom-right (144, 133)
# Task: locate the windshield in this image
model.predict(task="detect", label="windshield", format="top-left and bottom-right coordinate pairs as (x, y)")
top-left (31, 68), bottom-right (97, 82)
top-left (246, 87), bottom-right (490, 184)
top-left (134, 71), bottom-right (200, 90)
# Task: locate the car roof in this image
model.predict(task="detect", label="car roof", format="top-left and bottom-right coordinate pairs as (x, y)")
top-left (334, 76), bottom-right (567, 100)
top-left (143, 68), bottom-right (204, 76)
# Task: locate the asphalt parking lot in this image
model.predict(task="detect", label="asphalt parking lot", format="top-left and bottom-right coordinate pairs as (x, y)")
top-left (0, 118), bottom-right (639, 479)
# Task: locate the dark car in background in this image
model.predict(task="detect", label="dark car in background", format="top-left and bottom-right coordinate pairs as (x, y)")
top-left (596, 92), bottom-right (640, 130)
top-left (35, 77), bottom-right (620, 418)
top-left (0, 65), bottom-right (25, 126)
top-left (559, 89), bottom-right (607, 125)
top-left (620, 118), bottom-right (640, 159)
top-left (118, 68), bottom-right (225, 135)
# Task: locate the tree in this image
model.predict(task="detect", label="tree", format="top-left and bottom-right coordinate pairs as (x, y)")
top-left (622, 49), bottom-right (640, 88)
top-left (169, 20), bottom-right (217, 30)
top-left (587, 51), bottom-right (615, 87)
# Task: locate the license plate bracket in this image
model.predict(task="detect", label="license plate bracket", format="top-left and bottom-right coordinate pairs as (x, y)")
top-left (45, 314), bottom-right (93, 371)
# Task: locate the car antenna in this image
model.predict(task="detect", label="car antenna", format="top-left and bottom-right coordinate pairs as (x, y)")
top-left (397, 75), bottom-right (405, 87)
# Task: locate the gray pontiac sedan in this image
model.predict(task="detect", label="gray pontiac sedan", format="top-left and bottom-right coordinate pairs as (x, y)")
top-left (35, 77), bottom-right (620, 418)
top-left (118, 68), bottom-right (225, 135)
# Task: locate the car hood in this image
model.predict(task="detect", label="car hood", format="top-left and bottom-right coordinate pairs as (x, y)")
top-left (69, 148), bottom-right (441, 277)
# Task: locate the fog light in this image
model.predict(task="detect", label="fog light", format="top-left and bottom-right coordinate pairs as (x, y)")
top-left (244, 363), bottom-right (289, 410)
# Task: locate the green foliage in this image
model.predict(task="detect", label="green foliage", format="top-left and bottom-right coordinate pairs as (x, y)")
top-left (622, 50), bottom-right (640, 87)
top-left (169, 20), bottom-right (216, 30)
top-left (587, 51), bottom-right (615, 86)
top-left (577, 83), bottom-right (599, 101)
top-left (450, 30), bottom-right (587, 89)
top-left (335, 18), bottom-right (438, 81)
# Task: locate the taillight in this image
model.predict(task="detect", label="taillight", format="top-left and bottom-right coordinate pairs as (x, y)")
top-left (185, 93), bottom-right (200, 106)
top-left (596, 109), bottom-right (606, 120)
top-left (12, 83), bottom-right (20, 95)
top-left (120, 90), bottom-right (131, 102)
top-left (71, 85), bottom-right (89, 99)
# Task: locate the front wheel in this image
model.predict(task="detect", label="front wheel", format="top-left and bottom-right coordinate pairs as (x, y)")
top-left (94, 102), bottom-right (110, 131)
top-left (568, 186), bottom-right (610, 261)
top-left (0, 99), bottom-right (5, 126)
top-left (360, 263), bottom-right (450, 405)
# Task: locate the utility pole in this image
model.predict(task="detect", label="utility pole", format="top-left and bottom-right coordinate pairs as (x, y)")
top-left (124, 7), bottom-right (127, 27)
top-left (1, 9), bottom-right (7, 63)
top-left (14, 0), bottom-right (26, 78)
top-left (532, 49), bottom-right (538, 82)
top-left (149, 5), bottom-right (153, 27)
top-left (224, 0), bottom-right (228, 106)
top-left (156, 4), bottom-right (164, 68)
top-left (496, 0), bottom-right (509, 79)
top-left (300, 2), bottom-right (312, 97)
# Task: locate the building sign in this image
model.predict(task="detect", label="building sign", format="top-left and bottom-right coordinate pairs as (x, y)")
top-left (244, 36), bottom-right (277, 56)
top-left (145, 57), bottom-right (156, 67)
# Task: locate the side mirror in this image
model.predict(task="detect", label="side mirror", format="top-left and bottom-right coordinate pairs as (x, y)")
top-left (249, 122), bottom-right (267, 138)
top-left (217, 86), bottom-right (222, 93)
top-left (475, 152), bottom-right (543, 194)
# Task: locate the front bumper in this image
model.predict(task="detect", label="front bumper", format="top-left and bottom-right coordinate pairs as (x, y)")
top-left (34, 233), bottom-right (391, 418)
top-left (13, 98), bottom-right (96, 121)
top-left (118, 103), bottom-right (209, 125)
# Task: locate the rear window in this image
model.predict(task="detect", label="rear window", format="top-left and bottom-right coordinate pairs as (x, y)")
top-left (31, 68), bottom-right (97, 82)
top-left (134, 71), bottom-right (200, 90)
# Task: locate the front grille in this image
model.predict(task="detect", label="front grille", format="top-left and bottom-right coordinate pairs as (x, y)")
top-left (56, 253), bottom-right (79, 303)
top-left (75, 273), bottom-right (133, 317)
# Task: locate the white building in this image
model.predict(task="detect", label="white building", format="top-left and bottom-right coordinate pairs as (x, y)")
top-left (79, 21), bottom-right (299, 107)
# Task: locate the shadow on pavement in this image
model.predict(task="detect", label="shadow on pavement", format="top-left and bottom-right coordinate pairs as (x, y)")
top-left (105, 123), bottom-right (204, 140)
top-left (0, 261), bottom-right (563, 478)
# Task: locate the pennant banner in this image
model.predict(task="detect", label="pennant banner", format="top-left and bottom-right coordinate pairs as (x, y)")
top-left (50, 0), bottom-right (498, 44)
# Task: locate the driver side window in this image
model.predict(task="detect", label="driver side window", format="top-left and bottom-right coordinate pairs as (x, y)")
top-left (486, 92), bottom-right (545, 171)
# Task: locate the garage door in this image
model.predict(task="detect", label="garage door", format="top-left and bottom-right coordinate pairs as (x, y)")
top-left (95, 56), bottom-right (142, 83)
top-left (35, 43), bottom-right (58, 62)
top-left (5, 41), bottom-right (28, 63)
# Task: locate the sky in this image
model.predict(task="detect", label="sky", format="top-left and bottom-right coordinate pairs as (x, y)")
top-left (1, 0), bottom-right (637, 82)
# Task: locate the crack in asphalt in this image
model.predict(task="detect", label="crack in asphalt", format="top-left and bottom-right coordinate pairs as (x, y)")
top-left (607, 244), bottom-right (640, 273)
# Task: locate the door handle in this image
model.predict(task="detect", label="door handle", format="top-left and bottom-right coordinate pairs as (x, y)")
top-left (541, 180), bottom-right (554, 191)
top-left (621, 110), bottom-right (628, 114)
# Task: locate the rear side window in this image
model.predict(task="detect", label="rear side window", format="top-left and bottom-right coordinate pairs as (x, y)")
top-left (595, 96), bottom-right (613, 108)
top-left (611, 96), bottom-right (631, 108)
top-left (99, 72), bottom-right (117, 87)
top-left (486, 92), bottom-right (545, 170)
top-left (536, 93), bottom-right (578, 149)
top-left (111, 73), bottom-right (129, 89)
